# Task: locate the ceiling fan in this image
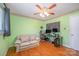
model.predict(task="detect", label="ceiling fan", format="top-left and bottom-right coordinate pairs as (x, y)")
top-left (33, 4), bottom-right (56, 17)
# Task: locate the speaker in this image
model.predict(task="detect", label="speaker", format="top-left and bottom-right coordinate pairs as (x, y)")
top-left (4, 8), bottom-right (11, 36)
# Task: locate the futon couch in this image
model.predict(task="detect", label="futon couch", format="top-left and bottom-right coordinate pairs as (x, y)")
top-left (15, 35), bottom-right (40, 52)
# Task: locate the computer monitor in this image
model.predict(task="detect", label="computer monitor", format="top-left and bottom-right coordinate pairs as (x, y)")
top-left (52, 28), bottom-right (58, 32)
top-left (46, 29), bottom-right (51, 33)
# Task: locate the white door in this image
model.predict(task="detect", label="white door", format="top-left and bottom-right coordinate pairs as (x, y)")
top-left (69, 16), bottom-right (79, 51)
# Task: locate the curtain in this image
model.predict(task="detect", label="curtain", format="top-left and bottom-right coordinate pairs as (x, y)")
top-left (3, 8), bottom-right (10, 36)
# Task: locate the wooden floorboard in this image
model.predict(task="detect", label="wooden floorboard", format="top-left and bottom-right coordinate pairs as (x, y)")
top-left (6, 40), bottom-right (79, 56)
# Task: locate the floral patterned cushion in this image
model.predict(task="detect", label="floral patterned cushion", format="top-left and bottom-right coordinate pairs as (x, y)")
top-left (20, 35), bottom-right (30, 42)
top-left (30, 35), bottom-right (36, 41)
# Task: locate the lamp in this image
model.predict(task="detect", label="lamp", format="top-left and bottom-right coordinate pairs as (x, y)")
top-left (44, 12), bottom-right (50, 16)
top-left (39, 13), bottom-right (45, 17)
top-left (39, 11), bottom-right (50, 17)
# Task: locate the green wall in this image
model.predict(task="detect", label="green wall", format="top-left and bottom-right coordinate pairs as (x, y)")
top-left (0, 4), bottom-right (8, 56)
top-left (45, 10), bottom-right (79, 46)
top-left (4, 14), bottom-right (44, 47)
top-left (0, 35), bottom-right (8, 56)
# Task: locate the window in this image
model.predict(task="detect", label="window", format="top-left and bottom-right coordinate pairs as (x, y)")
top-left (0, 7), bottom-right (4, 33)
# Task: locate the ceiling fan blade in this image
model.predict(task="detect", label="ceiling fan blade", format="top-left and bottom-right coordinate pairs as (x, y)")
top-left (48, 4), bottom-right (56, 9)
top-left (36, 4), bottom-right (43, 10)
top-left (48, 12), bottom-right (55, 15)
top-left (33, 12), bottom-right (40, 15)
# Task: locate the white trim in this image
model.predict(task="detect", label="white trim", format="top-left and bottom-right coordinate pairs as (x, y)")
top-left (63, 44), bottom-right (71, 48)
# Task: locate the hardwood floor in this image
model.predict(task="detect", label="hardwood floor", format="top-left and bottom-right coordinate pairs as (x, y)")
top-left (6, 40), bottom-right (79, 56)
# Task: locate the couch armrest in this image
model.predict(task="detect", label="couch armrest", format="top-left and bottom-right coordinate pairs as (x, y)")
top-left (36, 37), bottom-right (40, 41)
top-left (15, 39), bottom-right (21, 44)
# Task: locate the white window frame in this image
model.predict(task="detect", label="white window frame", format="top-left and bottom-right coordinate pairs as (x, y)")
top-left (0, 7), bottom-right (4, 34)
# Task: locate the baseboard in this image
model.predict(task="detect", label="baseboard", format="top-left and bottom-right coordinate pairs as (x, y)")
top-left (63, 44), bottom-right (71, 48)
top-left (4, 47), bottom-right (9, 56)
top-left (62, 44), bottom-right (79, 52)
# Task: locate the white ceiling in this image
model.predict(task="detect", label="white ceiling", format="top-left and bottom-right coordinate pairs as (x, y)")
top-left (6, 3), bottom-right (79, 20)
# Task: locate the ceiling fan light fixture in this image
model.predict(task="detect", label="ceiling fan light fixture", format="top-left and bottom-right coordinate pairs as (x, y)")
top-left (39, 12), bottom-right (50, 17)
top-left (39, 13), bottom-right (45, 17)
top-left (34, 4), bottom-right (56, 17)
top-left (44, 12), bottom-right (50, 16)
